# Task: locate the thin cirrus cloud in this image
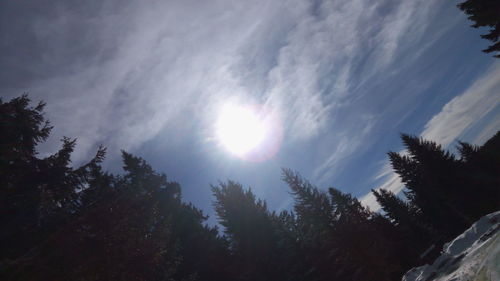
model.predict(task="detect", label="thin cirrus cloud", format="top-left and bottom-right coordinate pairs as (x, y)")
top-left (263, 0), bottom-right (442, 142)
top-left (2, 0), bottom-right (444, 166)
top-left (26, 0), bottom-right (276, 161)
top-left (261, 0), bottom-right (445, 186)
top-left (361, 62), bottom-right (500, 211)
top-left (1, 0), bottom-right (494, 215)
top-left (13, 0), bottom-right (309, 161)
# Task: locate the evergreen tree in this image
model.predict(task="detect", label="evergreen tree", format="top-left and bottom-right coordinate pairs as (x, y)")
top-left (388, 134), bottom-right (470, 239)
top-left (0, 96), bottom-right (104, 262)
top-left (281, 169), bottom-right (335, 281)
top-left (282, 169), bottom-right (334, 234)
top-left (383, 132), bottom-right (500, 263)
top-left (328, 187), bottom-right (407, 281)
top-left (372, 188), bottom-right (436, 261)
top-left (2, 95), bottom-right (498, 281)
top-left (0, 96), bottom-right (229, 281)
top-left (456, 132), bottom-right (500, 218)
top-left (3, 152), bottom-right (183, 281)
top-left (458, 0), bottom-right (500, 57)
top-left (283, 169), bottom-right (407, 281)
top-left (212, 181), bottom-right (300, 281)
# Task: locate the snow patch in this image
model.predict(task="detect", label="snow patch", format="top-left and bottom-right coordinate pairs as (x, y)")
top-left (402, 211), bottom-right (500, 281)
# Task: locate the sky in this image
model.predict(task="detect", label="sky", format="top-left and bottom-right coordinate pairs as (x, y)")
top-left (1, 0), bottom-right (499, 224)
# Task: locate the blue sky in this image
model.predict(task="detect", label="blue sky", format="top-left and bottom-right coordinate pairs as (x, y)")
top-left (1, 0), bottom-right (499, 224)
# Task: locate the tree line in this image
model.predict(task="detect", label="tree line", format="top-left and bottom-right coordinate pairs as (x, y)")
top-left (1, 2), bottom-right (498, 280)
top-left (457, 0), bottom-right (500, 58)
top-left (1, 95), bottom-right (498, 281)
top-left (0, 95), bottom-right (500, 281)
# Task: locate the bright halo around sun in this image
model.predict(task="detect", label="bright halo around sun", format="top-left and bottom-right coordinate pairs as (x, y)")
top-left (216, 103), bottom-right (282, 161)
top-left (217, 104), bottom-right (265, 155)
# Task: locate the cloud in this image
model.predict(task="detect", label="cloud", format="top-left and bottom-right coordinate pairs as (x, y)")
top-left (258, 0), bottom-right (446, 186)
top-left (361, 62), bottom-right (500, 211)
top-left (473, 117), bottom-right (500, 144)
top-left (312, 115), bottom-right (376, 184)
top-left (360, 164), bottom-right (402, 212)
top-left (263, 0), bottom-right (442, 141)
top-left (15, 0), bottom-right (279, 162)
top-left (1, 0), bottom-right (454, 171)
top-left (375, 0), bottom-right (448, 67)
top-left (421, 63), bottom-right (500, 146)
top-left (2, 0), bottom-right (488, 218)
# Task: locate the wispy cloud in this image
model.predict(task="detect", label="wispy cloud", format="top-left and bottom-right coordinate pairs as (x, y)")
top-left (3, 0), bottom-right (444, 169)
top-left (312, 115), bottom-right (376, 184)
top-left (421, 63), bottom-right (500, 145)
top-left (360, 164), bottom-right (402, 212)
top-left (3, 0), bottom-right (495, 216)
top-left (263, 0), bottom-right (442, 142)
top-left (361, 62), bottom-right (500, 211)
top-left (21, 0), bottom-right (281, 161)
top-left (260, 0), bottom-right (446, 186)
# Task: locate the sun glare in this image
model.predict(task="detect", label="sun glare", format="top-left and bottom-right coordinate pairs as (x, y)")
top-left (216, 104), bottom-right (267, 156)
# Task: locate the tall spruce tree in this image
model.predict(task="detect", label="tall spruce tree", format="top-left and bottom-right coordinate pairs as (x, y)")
top-left (458, 0), bottom-right (500, 57)
top-left (388, 134), bottom-right (470, 239)
top-left (328, 187), bottom-right (407, 281)
top-left (372, 188), bottom-right (436, 261)
top-left (2, 95), bottom-right (498, 281)
top-left (212, 181), bottom-right (301, 281)
top-left (0, 95), bottom-right (230, 281)
top-left (0, 96), bottom-right (105, 262)
top-left (383, 133), bottom-right (499, 258)
top-left (281, 169), bottom-right (336, 281)
top-left (456, 132), bottom-right (500, 218)
top-left (282, 169), bottom-right (408, 281)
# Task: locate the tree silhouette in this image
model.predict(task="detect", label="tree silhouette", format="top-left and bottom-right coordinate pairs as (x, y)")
top-left (0, 95), bottom-right (104, 262)
top-left (375, 132), bottom-right (499, 266)
top-left (1, 95), bottom-right (498, 281)
top-left (0, 96), bottom-right (229, 281)
top-left (458, 0), bottom-right (500, 57)
top-left (282, 169), bottom-right (409, 281)
top-left (372, 188), bottom-right (436, 261)
top-left (212, 181), bottom-right (302, 281)
top-left (388, 134), bottom-right (471, 239)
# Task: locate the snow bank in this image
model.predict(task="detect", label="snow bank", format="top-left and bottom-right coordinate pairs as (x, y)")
top-left (402, 211), bottom-right (500, 281)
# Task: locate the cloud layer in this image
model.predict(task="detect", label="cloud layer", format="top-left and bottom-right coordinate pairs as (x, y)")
top-left (3, 0), bottom-right (444, 161)
top-left (362, 62), bottom-right (500, 211)
top-left (1, 0), bottom-right (496, 214)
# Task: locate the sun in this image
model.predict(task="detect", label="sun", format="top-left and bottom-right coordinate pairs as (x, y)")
top-left (216, 103), bottom-right (267, 156)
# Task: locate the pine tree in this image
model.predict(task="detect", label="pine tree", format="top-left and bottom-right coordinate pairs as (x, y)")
top-left (212, 181), bottom-right (299, 281)
top-left (282, 169), bottom-right (334, 233)
top-left (0, 96), bottom-right (104, 261)
top-left (457, 0), bottom-right (500, 57)
top-left (1, 96), bottom-right (228, 281)
top-left (388, 134), bottom-right (470, 239)
top-left (372, 188), bottom-right (436, 260)
top-left (328, 187), bottom-right (407, 281)
top-left (456, 132), bottom-right (500, 218)
top-left (0, 95), bottom-right (51, 260)
top-left (3, 94), bottom-right (497, 281)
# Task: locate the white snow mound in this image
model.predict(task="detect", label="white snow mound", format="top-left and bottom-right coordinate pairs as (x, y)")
top-left (402, 210), bottom-right (500, 281)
